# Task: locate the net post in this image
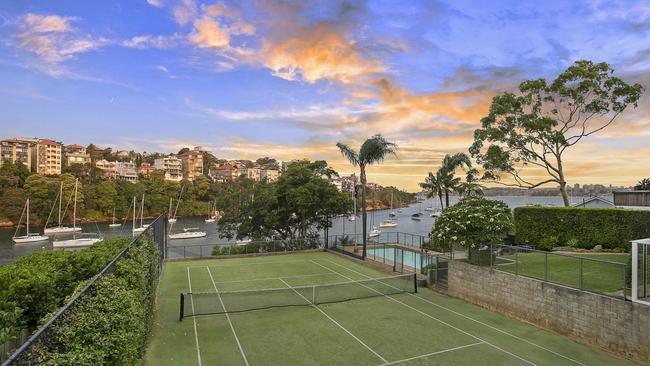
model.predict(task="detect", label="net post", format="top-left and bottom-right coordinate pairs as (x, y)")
top-left (413, 273), bottom-right (418, 293)
top-left (179, 293), bottom-right (185, 321)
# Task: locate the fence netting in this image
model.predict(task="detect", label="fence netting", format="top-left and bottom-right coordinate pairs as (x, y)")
top-left (181, 274), bottom-right (416, 320)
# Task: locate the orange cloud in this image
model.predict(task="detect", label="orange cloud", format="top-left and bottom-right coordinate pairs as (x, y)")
top-left (261, 23), bottom-right (384, 84)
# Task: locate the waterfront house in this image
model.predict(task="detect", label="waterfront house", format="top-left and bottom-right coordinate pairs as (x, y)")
top-left (154, 156), bottom-right (183, 182)
top-left (65, 144), bottom-right (91, 166)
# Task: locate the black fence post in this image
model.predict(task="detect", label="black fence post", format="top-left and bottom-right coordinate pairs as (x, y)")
top-left (179, 294), bottom-right (185, 321)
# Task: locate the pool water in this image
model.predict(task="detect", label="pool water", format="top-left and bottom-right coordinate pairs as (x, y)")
top-left (367, 247), bottom-right (423, 270)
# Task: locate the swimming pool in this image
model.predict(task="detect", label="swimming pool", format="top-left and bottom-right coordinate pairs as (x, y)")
top-left (367, 247), bottom-right (423, 270)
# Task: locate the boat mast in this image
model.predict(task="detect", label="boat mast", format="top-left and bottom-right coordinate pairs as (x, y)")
top-left (140, 194), bottom-right (145, 227)
top-left (26, 198), bottom-right (30, 236)
top-left (72, 179), bottom-right (78, 230)
top-left (13, 200), bottom-right (27, 238)
top-left (132, 196), bottom-right (136, 231)
top-left (58, 182), bottom-right (63, 227)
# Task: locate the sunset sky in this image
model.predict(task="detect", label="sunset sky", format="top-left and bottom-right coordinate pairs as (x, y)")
top-left (1, 0), bottom-right (649, 191)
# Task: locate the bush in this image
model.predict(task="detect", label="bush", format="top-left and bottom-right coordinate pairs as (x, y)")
top-left (24, 236), bottom-right (159, 365)
top-left (514, 207), bottom-right (650, 249)
top-left (0, 237), bottom-right (129, 343)
top-left (428, 197), bottom-right (513, 252)
top-left (212, 239), bottom-right (315, 256)
top-left (538, 235), bottom-right (559, 251)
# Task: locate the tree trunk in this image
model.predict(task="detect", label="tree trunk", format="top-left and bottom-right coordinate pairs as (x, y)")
top-left (444, 191), bottom-right (449, 208)
top-left (360, 165), bottom-right (367, 260)
top-left (557, 157), bottom-right (570, 207)
top-left (438, 194), bottom-right (444, 210)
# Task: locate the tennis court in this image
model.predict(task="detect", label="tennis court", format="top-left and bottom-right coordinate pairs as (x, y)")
top-left (144, 251), bottom-right (635, 366)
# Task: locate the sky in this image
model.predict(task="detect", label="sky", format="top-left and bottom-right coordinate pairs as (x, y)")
top-left (0, 0), bottom-right (649, 191)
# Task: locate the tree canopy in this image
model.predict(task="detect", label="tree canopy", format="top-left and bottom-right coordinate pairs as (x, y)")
top-left (217, 160), bottom-right (350, 241)
top-left (470, 60), bottom-right (643, 206)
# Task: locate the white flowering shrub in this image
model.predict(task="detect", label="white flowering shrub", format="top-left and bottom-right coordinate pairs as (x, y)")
top-left (428, 197), bottom-right (512, 252)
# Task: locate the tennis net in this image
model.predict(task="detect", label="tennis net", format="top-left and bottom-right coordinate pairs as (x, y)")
top-left (180, 273), bottom-right (417, 320)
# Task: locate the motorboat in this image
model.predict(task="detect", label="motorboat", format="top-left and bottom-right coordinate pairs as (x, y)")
top-left (53, 237), bottom-right (101, 248)
top-left (368, 227), bottom-right (381, 238)
top-left (378, 220), bottom-right (397, 228)
top-left (168, 230), bottom-right (207, 240)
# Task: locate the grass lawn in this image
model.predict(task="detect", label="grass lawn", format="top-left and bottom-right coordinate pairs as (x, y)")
top-left (494, 252), bottom-right (629, 295)
top-left (144, 251), bottom-right (634, 366)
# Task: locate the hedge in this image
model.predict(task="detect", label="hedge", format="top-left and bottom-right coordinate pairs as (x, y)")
top-left (514, 207), bottom-right (650, 249)
top-left (0, 237), bottom-right (129, 344)
top-left (19, 235), bottom-right (159, 365)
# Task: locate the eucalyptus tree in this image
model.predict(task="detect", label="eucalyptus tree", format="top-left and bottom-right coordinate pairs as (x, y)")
top-left (470, 60), bottom-right (643, 206)
top-left (336, 135), bottom-right (397, 259)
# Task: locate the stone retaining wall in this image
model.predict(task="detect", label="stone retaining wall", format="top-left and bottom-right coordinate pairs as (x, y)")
top-left (448, 260), bottom-right (649, 364)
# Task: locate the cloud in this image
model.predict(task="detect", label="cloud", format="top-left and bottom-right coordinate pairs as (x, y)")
top-left (13, 13), bottom-right (108, 77)
top-left (122, 34), bottom-right (181, 49)
top-left (173, 0), bottom-right (199, 26)
top-left (146, 0), bottom-right (164, 8)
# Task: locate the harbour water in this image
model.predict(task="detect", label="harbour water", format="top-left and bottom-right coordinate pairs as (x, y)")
top-left (0, 195), bottom-right (601, 265)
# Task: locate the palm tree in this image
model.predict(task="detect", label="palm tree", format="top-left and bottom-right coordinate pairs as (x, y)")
top-left (337, 135), bottom-right (397, 260)
top-left (457, 168), bottom-right (484, 197)
top-left (634, 178), bottom-right (650, 190)
top-left (439, 153), bottom-right (471, 207)
top-left (419, 171), bottom-right (444, 209)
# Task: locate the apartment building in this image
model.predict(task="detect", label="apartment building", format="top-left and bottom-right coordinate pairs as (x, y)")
top-left (65, 144), bottom-right (91, 166)
top-left (243, 166), bottom-right (261, 181)
top-left (95, 159), bottom-right (117, 179)
top-left (210, 162), bottom-right (241, 182)
top-left (261, 169), bottom-right (279, 182)
top-left (179, 147), bottom-right (204, 181)
top-left (34, 139), bottom-right (62, 175)
top-left (0, 138), bottom-right (33, 171)
top-left (154, 156), bottom-right (183, 182)
top-left (138, 162), bottom-right (155, 177)
top-left (115, 161), bottom-right (138, 183)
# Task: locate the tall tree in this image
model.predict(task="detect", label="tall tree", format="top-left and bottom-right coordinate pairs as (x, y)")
top-left (439, 153), bottom-right (471, 207)
top-left (419, 171), bottom-right (444, 209)
top-left (336, 135), bottom-right (397, 260)
top-left (470, 60), bottom-right (643, 206)
top-left (635, 178), bottom-right (650, 191)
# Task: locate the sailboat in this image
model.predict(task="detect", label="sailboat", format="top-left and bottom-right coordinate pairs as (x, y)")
top-left (379, 191), bottom-right (398, 228)
top-left (132, 195), bottom-right (147, 234)
top-left (348, 184), bottom-right (357, 221)
top-left (167, 198), bottom-right (177, 223)
top-left (44, 182), bottom-right (82, 235)
top-left (108, 206), bottom-right (122, 228)
top-left (168, 186), bottom-right (206, 239)
top-left (53, 179), bottom-right (102, 248)
top-left (411, 202), bottom-right (423, 221)
top-left (368, 190), bottom-right (381, 238)
top-left (13, 198), bottom-right (49, 243)
top-left (388, 191), bottom-right (396, 217)
top-left (204, 202), bottom-right (216, 223)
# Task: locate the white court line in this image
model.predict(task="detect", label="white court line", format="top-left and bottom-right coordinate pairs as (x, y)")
top-left (378, 341), bottom-right (484, 366)
top-left (311, 260), bottom-right (537, 366)
top-left (206, 266), bottom-right (250, 366)
top-left (187, 259), bottom-right (311, 268)
top-left (211, 272), bottom-right (335, 284)
top-left (322, 258), bottom-right (586, 366)
top-left (277, 278), bottom-right (388, 364)
top-left (186, 267), bottom-right (202, 366)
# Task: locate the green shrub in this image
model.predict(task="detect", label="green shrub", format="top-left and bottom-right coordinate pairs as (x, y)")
top-left (514, 207), bottom-right (650, 249)
top-left (0, 237), bottom-right (129, 344)
top-left (538, 235), bottom-right (559, 251)
top-left (25, 236), bottom-right (159, 365)
top-left (566, 238), bottom-right (579, 248)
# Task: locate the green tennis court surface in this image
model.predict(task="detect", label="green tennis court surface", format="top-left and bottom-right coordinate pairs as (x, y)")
top-left (144, 252), bottom-right (634, 366)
